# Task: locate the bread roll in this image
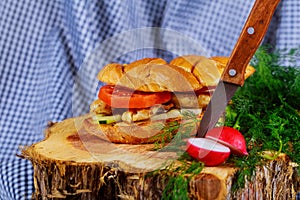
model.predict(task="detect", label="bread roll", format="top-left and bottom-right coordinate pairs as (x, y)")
top-left (170, 55), bottom-right (221, 87)
top-left (98, 58), bottom-right (203, 92)
top-left (124, 58), bottom-right (167, 72)
top-left (210, 56), bottom-right (255, 79)
top-left (97, 56), bottom-right (255, 92)
top-left (97, 58), bottom-right (167, 84)
top-left (83, 117), bottom-right (187, 144)
top-left (97, 63), bottom-right (123, 85)
top-left (91, 55), bottom-right (256, 145)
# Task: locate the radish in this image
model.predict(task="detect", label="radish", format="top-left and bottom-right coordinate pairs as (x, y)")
top-left (187, 138), bottom-right (231, 166)
top-left (205, 126), bottom-right (248, 156)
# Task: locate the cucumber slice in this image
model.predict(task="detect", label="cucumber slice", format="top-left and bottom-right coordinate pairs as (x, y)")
top-left (92, 115), bottom-right (121, 124)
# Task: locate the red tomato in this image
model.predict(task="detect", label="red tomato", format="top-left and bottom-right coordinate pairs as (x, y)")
top-left (98, 85), bottom-right (172, 108)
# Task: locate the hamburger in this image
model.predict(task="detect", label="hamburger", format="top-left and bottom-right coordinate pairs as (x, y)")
top-left (85, 55), bottom-right (255, 144)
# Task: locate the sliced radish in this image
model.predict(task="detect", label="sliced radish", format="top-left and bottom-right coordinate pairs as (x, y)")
top-left (205, 126), bottom-right (248, 156)
top-left (186, 138), bottom-right (230, 166)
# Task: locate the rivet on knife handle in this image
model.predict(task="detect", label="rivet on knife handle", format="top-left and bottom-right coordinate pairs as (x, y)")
top-left (221, 0), bottom-right (281, 86)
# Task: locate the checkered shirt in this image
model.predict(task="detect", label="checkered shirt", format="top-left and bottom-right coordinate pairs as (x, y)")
top-left (0, 0), bottom-right (299, 199)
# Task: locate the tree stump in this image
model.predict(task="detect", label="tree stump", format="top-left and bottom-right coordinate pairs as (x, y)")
top-left (21, 115), bottom-right (299, 200)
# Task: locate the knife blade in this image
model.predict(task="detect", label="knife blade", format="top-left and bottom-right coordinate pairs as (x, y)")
top-left (196, 0), bottom-right (281, 137)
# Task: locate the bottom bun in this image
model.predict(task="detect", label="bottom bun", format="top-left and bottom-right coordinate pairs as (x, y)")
top-left (82, 117), bottom-right (197, 144)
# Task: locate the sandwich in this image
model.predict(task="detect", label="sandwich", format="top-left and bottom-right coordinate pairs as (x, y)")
top-left (85, 55), bottom-right (255, 144)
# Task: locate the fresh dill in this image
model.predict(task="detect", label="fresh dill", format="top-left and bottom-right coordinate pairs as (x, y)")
top-left (161, 157), bottom-right (204, 200)
top-left (151, 110), bottom-right (200, 151)
top-left (152, 46), bottom-right (300, 196)
top-left (225, 46), bottom-right (300, 188)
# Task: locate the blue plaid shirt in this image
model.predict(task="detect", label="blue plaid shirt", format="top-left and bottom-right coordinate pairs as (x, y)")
top-left (1, 0), bottom-right (299, 199)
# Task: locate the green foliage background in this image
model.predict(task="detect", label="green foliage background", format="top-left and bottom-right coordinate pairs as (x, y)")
top-left (160, 46), bottom-right (300, 198)
top-left (225, 46), bottom-right (300, 188)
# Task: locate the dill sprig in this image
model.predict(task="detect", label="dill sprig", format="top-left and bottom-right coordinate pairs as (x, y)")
top-left (152, 47), bottom-right (299, 195)
top-left (151, 110), bottom-right (200, 151)
top-left (225, 46), bottom-right (300, 188)
top-left (161, 157), bottom-right (204, 200)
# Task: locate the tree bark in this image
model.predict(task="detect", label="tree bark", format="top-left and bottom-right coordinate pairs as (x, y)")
top-left (22, 115), bottom-right (299, 200)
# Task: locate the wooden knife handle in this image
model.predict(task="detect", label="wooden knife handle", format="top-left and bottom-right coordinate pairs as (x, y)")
top-left (221, 0), bottom-right (281, 86)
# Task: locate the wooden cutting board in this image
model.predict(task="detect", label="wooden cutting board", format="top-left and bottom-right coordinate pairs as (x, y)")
top-left (22, 115), bottom-right (299, 200)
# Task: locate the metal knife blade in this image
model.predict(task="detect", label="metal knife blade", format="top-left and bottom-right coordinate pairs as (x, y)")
top-left (196, 0), bottom-right (280, 137)
top-left (197, 81), bottom-right (238, 137)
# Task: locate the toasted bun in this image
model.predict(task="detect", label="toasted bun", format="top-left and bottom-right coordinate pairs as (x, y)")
top-left (83, 117), bottom-right (194, 144)
top-left (98, 58), bottom-right (203, 92)
top-left (170, 55), bottom-right (221, 87)
top-left (97, 56), bottom-right (255, 92)
top-left (97, 58), bottom-right (167, 85)
top-left (97, 63), bottom-right (124, 85)
top-left (170, 55), bottom-right (255, 87)
top-left (124, 57), bottom-right (167, 72)
top-left (210, 56), bottom-right (255, 79)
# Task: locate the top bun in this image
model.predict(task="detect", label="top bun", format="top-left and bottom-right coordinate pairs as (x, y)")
top-left (98, 58), bottom-right (204, 92)
top-left (97, 55), bottom-right (255, 92)
top-left (170, 55), bottom-right (221, 87)
top-left (210, 56), bottom-right (255, 80)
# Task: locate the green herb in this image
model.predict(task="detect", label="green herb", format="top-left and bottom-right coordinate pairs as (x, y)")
top-left (153, 47), bottom-right (300, 196)
top-left (147, 112), bottom-right (204, 199)
top-left (151, 111), bottom-right (200, 151)
top-left (161, 157), bottom-right (204, 200)
top-left (225, 46), bottom-right (300, 188)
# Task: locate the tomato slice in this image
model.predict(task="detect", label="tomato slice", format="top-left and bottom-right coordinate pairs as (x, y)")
top-left (98, 85), bottom-right (172, 108)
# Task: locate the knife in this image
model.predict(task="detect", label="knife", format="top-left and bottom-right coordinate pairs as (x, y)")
top-left (196, 0), bottom-right (281, 137)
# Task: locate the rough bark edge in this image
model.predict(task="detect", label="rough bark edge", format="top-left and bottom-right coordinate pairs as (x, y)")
top-left (23, 153), bottom-right (299, 200)
top-left (25, 156), bottom-right (169, 200)
top-left (230, 154), bottom-right (298, 200)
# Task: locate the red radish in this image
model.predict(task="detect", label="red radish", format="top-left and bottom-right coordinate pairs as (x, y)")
top-left (205, 126), bottom-right (248, 156)
top-left (187, 138), bottom-right (230, 166)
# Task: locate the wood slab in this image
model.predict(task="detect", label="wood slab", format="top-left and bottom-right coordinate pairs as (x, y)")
top-left (22, 115), bottom-right (299, 199)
